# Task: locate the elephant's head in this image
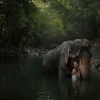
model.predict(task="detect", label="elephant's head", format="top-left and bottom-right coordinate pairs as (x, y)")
top-left (66, 39), bottom-right (91, 79)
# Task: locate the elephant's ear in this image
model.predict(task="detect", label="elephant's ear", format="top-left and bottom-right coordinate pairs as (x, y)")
top-left (60, 41), bottom-right (71, 65)
top-left (65, 47), bottom-right (70, 64)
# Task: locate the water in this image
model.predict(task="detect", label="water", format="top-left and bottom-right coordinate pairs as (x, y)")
top-left (0, 56), bottom-right (100, 100)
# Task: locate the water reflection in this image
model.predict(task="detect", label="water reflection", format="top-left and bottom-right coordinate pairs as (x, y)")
top-left (41, 77), bottom-right (100, 100)
top-left (0, 57), bottom-right (100, 100)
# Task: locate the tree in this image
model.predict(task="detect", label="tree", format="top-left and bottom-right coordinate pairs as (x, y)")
top-left (0, 0), bottom-right (37, 56)
top-left (42, 0), bottom-right (100, 40)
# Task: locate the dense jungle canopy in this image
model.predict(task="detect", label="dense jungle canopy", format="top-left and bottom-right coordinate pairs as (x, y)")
top-left (0, 0), bottom-right (100, 57)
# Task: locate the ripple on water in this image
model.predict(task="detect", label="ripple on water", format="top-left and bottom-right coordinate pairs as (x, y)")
top-left (36, 89), bottom-right (55, 100)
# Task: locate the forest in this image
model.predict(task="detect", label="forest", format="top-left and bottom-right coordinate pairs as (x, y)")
top-left (0, 0), bottom-right (100, 57)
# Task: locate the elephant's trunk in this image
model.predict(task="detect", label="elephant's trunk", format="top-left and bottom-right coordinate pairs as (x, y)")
top-left (79, 57), bottom-right (90, 79)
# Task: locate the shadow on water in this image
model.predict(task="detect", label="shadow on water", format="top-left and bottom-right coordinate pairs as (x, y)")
top-left (0, 56), bottom-right (100, 100)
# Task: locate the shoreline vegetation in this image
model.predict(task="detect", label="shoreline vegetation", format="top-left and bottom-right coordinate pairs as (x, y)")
top-left (0, 40), bottom-right (99, 57)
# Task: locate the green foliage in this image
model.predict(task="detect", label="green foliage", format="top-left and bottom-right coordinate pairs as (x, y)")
top-left (42, 0), bottom-right (100, 40)
top-left (0, 0), bottom-right (100, 56)
top-left (31, 1), bottom-right (64, 45)
top-left (0, 0), bottom-right (37, 53)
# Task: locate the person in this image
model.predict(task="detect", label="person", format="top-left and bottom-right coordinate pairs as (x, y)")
top-left (72, 61), bottom-right (80, 82)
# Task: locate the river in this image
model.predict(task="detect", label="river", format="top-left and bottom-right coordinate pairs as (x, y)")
top-left (0, 56), bottom-right (100, 100)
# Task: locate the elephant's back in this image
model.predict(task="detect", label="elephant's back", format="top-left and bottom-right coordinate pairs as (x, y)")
top-left (42, 45), bottom-right (60, 73)
top-left (42, 40), bottom-right (72, 74)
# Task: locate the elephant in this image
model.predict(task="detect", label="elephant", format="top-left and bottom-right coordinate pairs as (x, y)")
top-left (42, 39), bottom-right (91, 80)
